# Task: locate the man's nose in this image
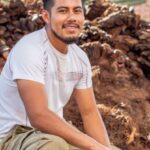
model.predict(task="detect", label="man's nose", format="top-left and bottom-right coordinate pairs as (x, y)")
top-left (67, 11), bottom-right (77, 22)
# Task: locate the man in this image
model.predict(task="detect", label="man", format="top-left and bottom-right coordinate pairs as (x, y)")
top-left (0, 0), bottom-right (112, 149)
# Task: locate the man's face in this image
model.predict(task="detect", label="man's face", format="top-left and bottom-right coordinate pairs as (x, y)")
top-left (47, 0), bottom-right (85, 44)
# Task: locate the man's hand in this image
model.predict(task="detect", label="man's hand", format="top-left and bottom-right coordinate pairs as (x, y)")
top-left (89, 140), bottom-right (111, 150)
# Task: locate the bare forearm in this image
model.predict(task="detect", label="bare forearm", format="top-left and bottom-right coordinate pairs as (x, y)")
top-left (30, 110), bottom-right (109, 150)
top-left (82, 109), bottom-right (111, 149)
top-left (17, 80), bottom-right (110, 150)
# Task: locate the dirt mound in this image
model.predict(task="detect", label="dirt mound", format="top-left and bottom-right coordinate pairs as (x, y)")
top-left (64, 61), bottom-right (150, 150)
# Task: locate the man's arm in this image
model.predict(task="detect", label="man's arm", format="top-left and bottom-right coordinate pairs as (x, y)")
top-left (74, 87), bottom-right (111, 149)
top-left (16, 79), bottom-right (110, 150)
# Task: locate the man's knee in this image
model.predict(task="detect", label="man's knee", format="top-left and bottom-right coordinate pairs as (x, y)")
top-left (41, 135), bottom-right (69, 150)
top-left (111, 145), bottom-right (121, 150)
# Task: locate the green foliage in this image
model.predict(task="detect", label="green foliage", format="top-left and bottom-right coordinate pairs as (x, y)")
top-left (83, 0), bottom-right (90, 6)
top-left (111, 0), bottom-right (145, 6)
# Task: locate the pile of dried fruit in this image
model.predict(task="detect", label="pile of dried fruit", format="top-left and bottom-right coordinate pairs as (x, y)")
top-left (0, 0), bottom-right (44, 71)
top-left (80, 0), bottom-right (150, 78)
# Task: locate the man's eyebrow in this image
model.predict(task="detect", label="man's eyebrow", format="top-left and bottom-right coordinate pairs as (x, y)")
top-left (57, 6), bottom-right (68, 10)
top-left (57, 6), bottom-right (83, 10)
top-left (74, 6), bottom-right (83, 9)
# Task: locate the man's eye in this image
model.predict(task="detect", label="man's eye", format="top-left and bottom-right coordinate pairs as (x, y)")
top-left (58, 9), bottom-right (67, 13)
top-left (75, 9), bottom-right (83, 13)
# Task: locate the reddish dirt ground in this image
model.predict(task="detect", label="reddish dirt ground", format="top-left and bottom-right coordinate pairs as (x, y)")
top-left (64, 60), bottom-right (150, 150)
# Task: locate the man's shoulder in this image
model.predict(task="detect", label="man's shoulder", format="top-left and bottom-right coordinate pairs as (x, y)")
top-left (10, 28), bottom-right (46, 60)
top-left (18, 28), bottom-right (44, 46)
top-left (12, 28), bottom-right (45, 53)
top-left (70, 43), bottom-right (90, 65)
top-left (70, 43), bottom-right (86, 55)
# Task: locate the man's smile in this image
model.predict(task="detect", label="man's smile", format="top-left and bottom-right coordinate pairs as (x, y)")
top-left (63, 23), bottom-right (79, 28)
top-left (62, 24), bottom-right (80, 33)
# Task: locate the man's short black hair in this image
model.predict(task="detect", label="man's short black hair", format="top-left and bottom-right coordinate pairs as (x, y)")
top-left (43, 0), bottom-right (54, 10)
top-left (43, 0), bottom-right (84, 11)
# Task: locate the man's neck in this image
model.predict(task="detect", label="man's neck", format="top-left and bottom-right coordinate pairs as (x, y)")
top-left (45, 26), bottom-right (68, 54)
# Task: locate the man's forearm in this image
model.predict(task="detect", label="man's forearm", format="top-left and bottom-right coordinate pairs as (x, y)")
top-left (82, 108), bottom-right (111, 149)
top-left (17, 80), bottom-right (110, 150)
top-left (30, 109), bottom-right (109, 150)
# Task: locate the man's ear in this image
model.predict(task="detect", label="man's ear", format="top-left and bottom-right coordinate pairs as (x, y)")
top-left (41, 9), bottom-right (50, 24)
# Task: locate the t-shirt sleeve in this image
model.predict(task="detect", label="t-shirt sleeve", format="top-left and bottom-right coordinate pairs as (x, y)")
top-left (10, 42), bottom-right (46, 84)
top-left (75, 57), bottom-right (93, 89)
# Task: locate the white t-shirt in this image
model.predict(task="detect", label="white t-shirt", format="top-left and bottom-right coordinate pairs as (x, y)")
top-left (0, 27), bottom-right (92, 140)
